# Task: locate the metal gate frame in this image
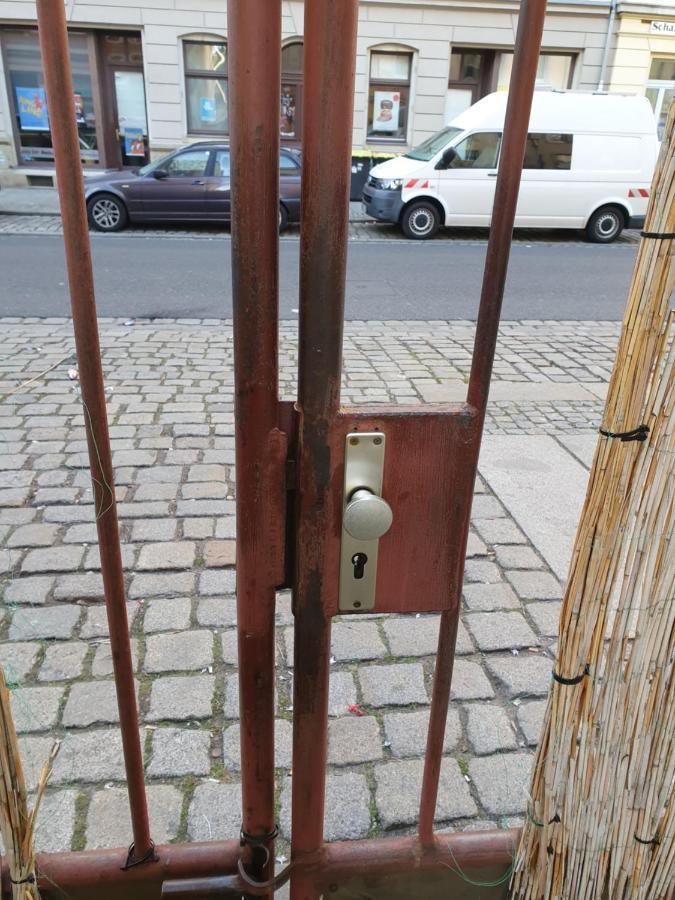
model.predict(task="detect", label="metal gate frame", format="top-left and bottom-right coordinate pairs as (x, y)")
top-left (1, 1), bottom-right (547, 896)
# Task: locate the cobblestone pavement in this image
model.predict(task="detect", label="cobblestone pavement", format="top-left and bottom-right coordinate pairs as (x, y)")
top-left (0, 318), bottom-right (613, 857)
top-left (0, 212), bottom-right (640, 246)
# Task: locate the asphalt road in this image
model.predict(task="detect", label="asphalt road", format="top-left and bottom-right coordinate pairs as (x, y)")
top-left (0, 232), bottom-right (638, 320)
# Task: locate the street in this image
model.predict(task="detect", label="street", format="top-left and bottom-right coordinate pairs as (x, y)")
top-left (0, 231), bottom-right (637, 320)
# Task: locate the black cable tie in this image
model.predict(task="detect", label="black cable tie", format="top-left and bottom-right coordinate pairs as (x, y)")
top-left (599, 424), bottom-right (650, 443)
top-left (121, 840), bottom-right (157, 870)
top-left (552, 663), bottom-right (590, 685)
top-left (528, 806), bottom-right (561, 828)
top-left (640, 230), bottom-right (675, 239)
top-left (634, 833), bottom-right (660, 846)
top-left (10, 874), bottom-right (35, 885)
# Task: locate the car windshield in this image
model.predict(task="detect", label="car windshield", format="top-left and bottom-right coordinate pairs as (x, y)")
top-left (405, 127), bottom-right (462, 162)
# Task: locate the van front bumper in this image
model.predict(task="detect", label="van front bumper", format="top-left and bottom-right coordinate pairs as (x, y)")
top-left (627, 215), bottom-right (645, 230)
top-left (362, 186), bottom-right (404, 223)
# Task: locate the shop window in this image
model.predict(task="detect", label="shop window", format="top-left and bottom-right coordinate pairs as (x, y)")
top-left (646, 57), bottom-right (675, 140)
top-left (367, 50), bottom-right (412, 143)
top-left (2, 29), bottom-right (99, 166)
top-left (281, 41), bottom-right (303, 141)
top-left (447, 132), bottom-right (501, 169)
top-left (184, 40), bottom-right (228, 134)
top-left (445, 48), bottom-right (495, 124)
top-left (524, 133), bottom-right (573, 169)
top-left (497, 53), bottom-right (575, 92)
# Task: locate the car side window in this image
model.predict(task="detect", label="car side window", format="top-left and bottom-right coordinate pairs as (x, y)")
top-left (524, 133), bottom-right (573, 170)
top-left (280, 152), bottom-right (300, 175)
top-left (449, 132), bottom-right (501, 169)
top-left (164, 150), bottom-right (211, 177)
top-left (214, 150), bottom-right (231, 177)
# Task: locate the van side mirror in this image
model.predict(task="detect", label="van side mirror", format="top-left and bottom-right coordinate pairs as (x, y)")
top-left (435, 147), bottom-right (456, 170)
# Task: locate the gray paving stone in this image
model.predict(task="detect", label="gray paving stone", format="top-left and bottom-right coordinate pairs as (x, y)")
top-left (328, 671), bottom-right (357, 716)
top-left (526, 601), bottom-right (562, 637)
top-left (464, 559), bottom-right (502, 583)
top-left (138, 541), bottom-right (195, 571)
top-left (143, 596), bottom-right (192, 633)
top-left (131, 519), bottom-right (177, 542)
top-left (134, 483), bottom-right (179, 502)
top-left (0, 642), bottom-right (40, 682)
top-left (62, 523), bottom-right (99, 544)
top-left (375, 758), bottom-right (476, 828)
top-left (469, 753), bottom-right (533, 815)
top-left (86, 785), bottom-right (181, 849)
top-left (0, 486), bottom-right (30, 506)
top-left (34, 789), bottom-right (78, 852)
top-left (117, 502), bottom-right (169, 519)
top-left (517, 700), bottom-right (548, 746)
top-left (51, 729), bottom-right (128, 783)
top-left (9, 605), bottom-right (80, 640)
top-left (147, 727), bottom-right (211, 777)
top-left (80, 602), bottom-right (140, 638)
top-left (196, 596), bottom-right (238, 628)
top-left (466, 706), bottom-right (518, 755)
top-left (144, 630), bottom-right (213, 673)
top-left (494, 546), bottom-right (543, 569)
top-left (462, 582), bottom-right (520, 612)
top-left (199, 568), bottom-right (236, 596)
top-left (473, 519), bottom-right (527, 545)
top-left (214, 517), bottom-right (236, 539)
top-left (4, 575), bottom-right (54, 605)
top-left (222, 719), bottom-right (292, 771)
top-left (135, 466), bottom-right (183, 484)
top-left (383, 708), bottom-right (461, 757)
top-left (485, 655), bottom-right (553, 698)
top-left (280, 772), bottom-right (371, 841)
top-left (19, 735), bottom-right (59, 790)
top-left (188, 782), bottom-right (242, 841)
top-left (507, 570), bottom-right (563, 600)
top-left (359, 664), bottom-right (428, 707)
top-left (53, 572), bottom-right (104, 601)
top-left (220, 629), bottom-right (238, 665)
top-left (147, 675), bottom-right (215, 721)
top-left (182, 481), bottom-right (228, 500)
top-left (21, 546), bottom-right (83, 574)
top-left (11, 685), bottom-right (63, 732)
top-left (466, 532), bottom-right (488, 557)
top-left (471, 495), bottom-right (505, 518)
top-left (330, 620), bottom-right (386, 661)
top-left (112, 450), bottom-right (157, 468)
top-left (183, 518), bottom-right (214, 539)
top-left (465, 612), bottom-right (539, 652)
top-left (83, 544), bottom-right (135, 571)
top-left (188, 464), bottom-right (227, 482)
top-left (383, 615), bottom-right (438, 657)
top-left (38, 642), bottom-right (87, 681)
top-left (327, 715), bottom-right (382, 765)
top-left (129, 572), bottom-right (195, 599)
top-left (449, 660), bottom-right (495, 700)
top-left (91, 639), bottom-right (139, 677)
top-left (7, 524), bottom-right (59, 548)
top-left (62, 679), bottom-right (137, 727)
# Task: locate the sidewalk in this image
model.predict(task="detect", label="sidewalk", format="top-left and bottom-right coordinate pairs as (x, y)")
top-left (0, 318), bottom-right (610, 856)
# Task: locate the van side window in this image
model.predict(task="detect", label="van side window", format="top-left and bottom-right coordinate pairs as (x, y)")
top-left (524, 133), bottom-right (573, 170)
top-left (449, 132), bottom-right (501, 169)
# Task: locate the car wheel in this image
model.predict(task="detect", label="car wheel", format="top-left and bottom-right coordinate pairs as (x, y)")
top-left (279, 203), bottom-right (289, 233)
top-left (400, 201), bottom-right (440, 240)
top-left (585, 205), bottom-right (624, 243)
top-left (87, 194), bottom-right (128, 232)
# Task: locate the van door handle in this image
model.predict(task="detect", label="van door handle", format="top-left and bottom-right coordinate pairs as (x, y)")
top-left (487, 173), bottom-right (498, 177)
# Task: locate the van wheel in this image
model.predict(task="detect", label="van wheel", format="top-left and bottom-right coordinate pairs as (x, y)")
top-left (585, 206), bottom-right (624, 243)
top-left (401, 201), bottom-right (440, 240)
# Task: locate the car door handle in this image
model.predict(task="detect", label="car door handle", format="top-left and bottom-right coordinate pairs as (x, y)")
top-left (192, 179), bottom-right (205, 185)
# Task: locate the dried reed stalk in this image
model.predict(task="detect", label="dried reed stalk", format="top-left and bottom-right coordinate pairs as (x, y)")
top-left (0, 669), bottom-right (58, 900)
top-left (512, 104), bottom-right (675, 899)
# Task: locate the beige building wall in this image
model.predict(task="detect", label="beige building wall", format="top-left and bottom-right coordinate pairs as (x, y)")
top-left (608, 4), bottom-right (675, 94)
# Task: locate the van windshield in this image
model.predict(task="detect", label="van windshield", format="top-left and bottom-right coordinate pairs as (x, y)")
top-left (405, 127), bottom-right (462, 162)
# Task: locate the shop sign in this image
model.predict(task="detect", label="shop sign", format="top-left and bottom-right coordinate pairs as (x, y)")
top-left (650, 21), bottom-right (675, 35)
top-left (200, 97), bottom-right (217, 124)
top-left (124, 127), bottom-right (145, 156)
top-left (372, 90), bottom-right (401, 132)
top-left (15, 87), bottom-right (49, 131)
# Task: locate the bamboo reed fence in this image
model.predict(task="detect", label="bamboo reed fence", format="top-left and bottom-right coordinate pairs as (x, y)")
top-left (512, 106), bottom-right (675, 898)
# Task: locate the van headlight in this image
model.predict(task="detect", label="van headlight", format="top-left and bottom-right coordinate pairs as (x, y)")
top-left (370, 177), bottom-right (403, 191)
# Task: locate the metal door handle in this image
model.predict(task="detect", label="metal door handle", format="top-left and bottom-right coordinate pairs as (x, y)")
top-left (192, 179), bottom-right (205, 185)
top-left (343, 489), bottom-right (392, 541)
top-left (488, 172), bottom-right (498, 177)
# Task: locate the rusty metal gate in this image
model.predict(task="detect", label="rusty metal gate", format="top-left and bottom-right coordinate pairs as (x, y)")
top-left (2, 0), bottom-right (547, 897)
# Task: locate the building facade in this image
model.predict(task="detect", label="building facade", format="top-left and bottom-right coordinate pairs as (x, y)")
top-left (0, 0), bottom-right (673, 185)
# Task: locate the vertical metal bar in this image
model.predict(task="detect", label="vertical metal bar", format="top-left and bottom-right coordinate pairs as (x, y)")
top-left (35, 0), bottom-right (153, 861)
top-left (419, 0), bottom-right (548, 843)
top-left (227, 0), bottom-right (282, 888)
top-left (291, 2), bottom-right (359, 898)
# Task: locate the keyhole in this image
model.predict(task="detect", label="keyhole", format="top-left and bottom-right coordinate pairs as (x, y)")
top-left (351, 552), bottom-right (368, 580)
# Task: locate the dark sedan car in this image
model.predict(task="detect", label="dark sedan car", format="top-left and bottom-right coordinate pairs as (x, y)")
top-left (84, 141), bottom-right (301, 232)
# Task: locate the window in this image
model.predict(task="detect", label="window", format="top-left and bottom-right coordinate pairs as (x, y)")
top-left (164, 149), bottom-right (210, 177)
top-left (281, 42), bottom-right (303, 140)
top-left (214, 150), bottom-right (230, 177)
top-left (523, 133), bottom-right (572, 170)
top-left (646, 57), bottom-right (675, 140)
top-left (497, 53), bottom-right (575, 92)
top-left (184, 41), bottom-right (228, 134)
top-left (446, 48), bottom-right (495, 123)
top-left (448, 132), bottom-right (501, 169)
top-left (367, 50), bottom-right (412, 142)
top-left (279, 151), bottom-right (300, 174)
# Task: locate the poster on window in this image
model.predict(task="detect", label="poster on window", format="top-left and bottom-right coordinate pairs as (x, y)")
top-left (280, 87), bottom-right (297, 137)
top-left (15, 87), bottom-right (49, 131)
top-left (124, 127), bottom-right (145, 156)
top-left (200, 97), bottom-right (217, 124)
top-left (73, 93), bottom-right (86, 125)
top-left (372, 90), bottom-right (400, 132)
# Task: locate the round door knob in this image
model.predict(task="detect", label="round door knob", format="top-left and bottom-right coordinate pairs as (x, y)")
top-left (343, 489), bottom-right (393, 541)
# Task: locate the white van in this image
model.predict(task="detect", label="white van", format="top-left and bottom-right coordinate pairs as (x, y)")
top-left (363, 91), bottom-right (659, 242)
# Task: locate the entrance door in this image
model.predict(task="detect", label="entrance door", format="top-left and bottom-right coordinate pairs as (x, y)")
top-left (112, 69), bottom-right (149, 167)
